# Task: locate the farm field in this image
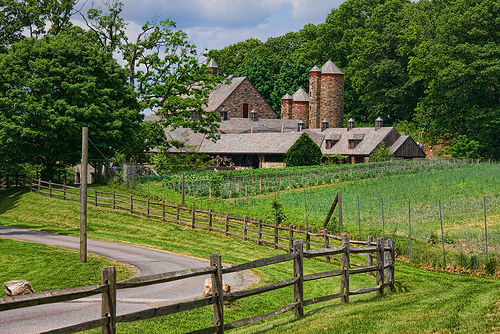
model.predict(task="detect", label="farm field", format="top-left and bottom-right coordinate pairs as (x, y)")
top-left (2, 185), bottom-right (500, 333)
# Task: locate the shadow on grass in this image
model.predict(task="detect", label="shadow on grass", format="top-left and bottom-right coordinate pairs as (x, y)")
top-left (0, 187), bottom-right (25, 214)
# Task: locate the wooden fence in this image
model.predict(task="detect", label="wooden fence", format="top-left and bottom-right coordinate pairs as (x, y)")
top-left (0, 236), bottom-right (395, 334)
top-left (24, 179), bottom-right (374, 254)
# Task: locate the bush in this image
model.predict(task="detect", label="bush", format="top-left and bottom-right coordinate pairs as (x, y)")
top-left (285, 133), bottom-right (322, 167)
top-left (485, 257), bottom-right (498, 275)
top-left (266, 198), bottom-right (287, 225)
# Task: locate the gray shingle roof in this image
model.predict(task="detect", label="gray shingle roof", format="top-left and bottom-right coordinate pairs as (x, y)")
top-left (292, 87), bottom-right (309, 102)
top-left (207, 59), bottom-right (218, 68)
top-left (206, 77), bottom-right (246, 111)
top-left (321, 60), bottom-right (344, 75)
top-left (282, 93), bottom-right (293, 100)
top-left (309, 65), bottom-right (321, 72)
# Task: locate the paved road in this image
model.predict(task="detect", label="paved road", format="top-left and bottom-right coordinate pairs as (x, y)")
top-left (0, 226), bottom-right (256, 333)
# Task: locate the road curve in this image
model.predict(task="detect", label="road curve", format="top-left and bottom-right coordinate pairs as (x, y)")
top-left (0, 225), bottom-right (257, 333)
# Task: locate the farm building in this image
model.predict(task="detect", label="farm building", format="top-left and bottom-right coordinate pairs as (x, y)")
top-left (146, 59), bottom-right (425, 168)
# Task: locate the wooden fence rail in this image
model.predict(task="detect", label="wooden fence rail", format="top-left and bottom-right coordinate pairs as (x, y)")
top-left (24, 179), bottom-right (382, 258)
top-left (0, 236), bottom-right (395, 334)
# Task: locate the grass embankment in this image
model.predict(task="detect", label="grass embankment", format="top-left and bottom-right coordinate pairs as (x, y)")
top-left (0, 238), bottom-right (133, 298)
top-left (2, 188), bottom-right (500, 333)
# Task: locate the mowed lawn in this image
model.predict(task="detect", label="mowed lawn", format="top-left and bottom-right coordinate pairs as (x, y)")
top-left (1, 187), bottom-right (500, 333)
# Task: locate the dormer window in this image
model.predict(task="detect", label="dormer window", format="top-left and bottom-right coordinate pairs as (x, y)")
top-left (349, 139), bottom-right (362, 149)
top-left (326, 140), bottom-right (338, 149)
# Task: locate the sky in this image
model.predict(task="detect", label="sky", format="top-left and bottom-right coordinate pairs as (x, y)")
top-left (74, 0), bottom-right (346, 52)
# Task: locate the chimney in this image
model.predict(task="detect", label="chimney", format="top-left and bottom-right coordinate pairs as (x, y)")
top-left (250, 109), bottom-right (258, 121)
top-left (297, 120), bottom-right (305, 132)
top-left (219, 107), bottom-right (228, 121)
top-left (375, 117), bottom-right (383, 130)
top-left (347, 118), bottom-right (355, 131)
top-left (321, 119), bottom-right (329, 132)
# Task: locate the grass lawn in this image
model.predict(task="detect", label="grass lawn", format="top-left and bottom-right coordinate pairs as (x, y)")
top-left (1, 187), bottom-right (500, 333)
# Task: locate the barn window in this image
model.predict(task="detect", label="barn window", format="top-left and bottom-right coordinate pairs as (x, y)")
top-left (326, 140), bottom-right (338, 149)
top-left (349, 139), bottom-right (362, 149)
top-left (265, 155), bottom-right (284, 163)
top-left (243, 103), bottom-right (249, 118)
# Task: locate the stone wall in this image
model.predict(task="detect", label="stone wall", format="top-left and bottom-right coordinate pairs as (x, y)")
top-left (320, 73), bottom-right (344, 128)
top-left (281, 97), bottom-right (292, 119)
top-left (220, 79), bottom-right (277, 119)
top-left (309, 71), bottom-right (321, 129)
top-left (292, 101), bottom-right (309, 126)
top-left (122, 163), bottom-right (156, 181)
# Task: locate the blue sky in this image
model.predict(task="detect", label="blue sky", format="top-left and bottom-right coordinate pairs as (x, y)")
top-left (74, 0), bottom-right (346, 51)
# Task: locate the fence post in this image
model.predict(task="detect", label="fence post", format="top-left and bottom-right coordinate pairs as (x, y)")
top-left (209, 209), bottom-right (213, 231)
top-left (293, 240), bottom-right (304, 318)
top-left (324, 228), bottom-right (330, 263)
top-left (95, 189), bottom-right (98, 206)
top-left (210, 253), bottom-right (224, 334)
top-left (340, 234), bottom-right (350, 304)
top-left (38, 178), bottom-right (41, 195)
top-left (112, 191), bottom-right (116, 210)
top-left (191, 205), bottom-right (196, 229)
top-left (243, 216), bottom-right (248, 241)
top-left (146, 199), bottom-right (150, 218)
top-left (130, 195), bottom-right (133, 213)
top-left (257, 219), bottom-right (262, 246)
top-left (225, 213), bottom-right (229, 236)
top-left (274, 222), bottom-right (278, 250)
top-left (101, 266), bottom-right (116, 334)
top-left (367, 236), bottom-right (373, 275)
top-left (338, 191), bottom-right (343, 227)
top-left (305, 227), bottom-right (310, 251)
top-left (30, 177), bottom-right (33, 192)
top-left (176, 204), bottom-right (180, 224)
top-left (385, 239), bottom-right (395, 293)
top-left (162, 201), bottom-right (166, 222)
top-left (181, 173), bottom-right (185, 207)
top-left (484, 196), bottom-right (488, 261)
top-left (288, 224), bottom-right (293, 253)
top-left (63, 183), bottom-right (66, 200)
top-left (376, 237), bottom-right (385, 296)
top-left (49, 180), bottom-right (52, 197)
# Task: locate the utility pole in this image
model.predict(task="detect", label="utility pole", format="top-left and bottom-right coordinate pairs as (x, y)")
top-left (80, 127), bottom-right (88, 263)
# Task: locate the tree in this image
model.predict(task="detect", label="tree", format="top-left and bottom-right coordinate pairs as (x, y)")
top-left (437, 135), bottom-right (481, 159)
top-left (236, 57), bottom-right (273, 101)
top-left (0, 28), bottom-right (142, 178)
top-left (285, 133), bottom-right (322, 167)
top-left (370, 141), bottom-right (393, 162)
top-left (269, 56), bottom-right (309, 111)
top-left (207, 38), bottom-right (263, 76)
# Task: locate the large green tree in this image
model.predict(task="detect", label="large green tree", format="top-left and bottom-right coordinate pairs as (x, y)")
top-left (0, 28), bottom-right (142, 178)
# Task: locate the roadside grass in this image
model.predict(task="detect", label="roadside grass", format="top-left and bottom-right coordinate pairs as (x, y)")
top-left (0, 238), bottom-right (134, 298)
top-left (2, 188), bottom-right (500, 333)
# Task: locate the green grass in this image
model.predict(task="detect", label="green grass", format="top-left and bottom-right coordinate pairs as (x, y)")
top-left (0, 238), bottom-right (134, 298)
top-left (2, 187), bottom-right (500, 333)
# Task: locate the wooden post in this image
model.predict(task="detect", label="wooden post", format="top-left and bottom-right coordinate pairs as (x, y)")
top-left (29, 177), bottom-right (33, 193)
top-left (80, 127), bottom-right (88, 264)
top-left (225, 213), bottom-right (229, 236)
top-left (130, 195), bottom-right (133, 213)
top-left (367, 236), bottom-right (373, 275)
top-left (385, 239), bottom-right (395, 293)
top-left (288, 224), bottom-right (293, 253)
top-left (257, 219), bottom-right (262, 246)
top-left (209, 209), bottom-right (213, 231)
top-left (49, 180), bottom-right (52, 197)
top-left (101, 266), bottom-right (116, 334)
top-left (162, 201), bottom-right (166, 222)
top-left (95, 189), bottom-right (98, 206)
top-left (293, 240), bottom-right (304, 318)
top-left (376, 237), bottom-right (385, 296)
top-left (181, 173), bottom-right (185, 207)
top-left (38, 178), bottom-right (41, 194)
top-left (146, 199), bottom-right (150, 218)
top-left (112, 191), bottom-right (116, 210)
top-left (322, 192), bottom-right (339, 229)
top-left (243, 216), bottom-right (248, 241)
top-left (274, 222), bottom-right (278, 250)
top-left (191, 205), bottom-right (196, 228)
top-left (324, 228), bottom-right (330, 263)
top-left (210, 254), bottom-right (224, 333)
top-left (176, 204), bottom-right (180, 224)
top-left (340, 234), bottom-right (350, 304)
top-left (305, 227), bottom-right (310, 251)
top-left (338, 191), bottom-right (343, 228)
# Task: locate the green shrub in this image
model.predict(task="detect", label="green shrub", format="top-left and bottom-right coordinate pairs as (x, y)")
top-left (285, 133), bottom-right (322, 167)
top-left (485, 257), bottom-right (498, 275)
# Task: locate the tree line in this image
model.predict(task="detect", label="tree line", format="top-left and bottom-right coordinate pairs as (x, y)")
top-left (208, 0), bottom-right (500, 159)
top-left (0, 0), bottom-right (224, 179)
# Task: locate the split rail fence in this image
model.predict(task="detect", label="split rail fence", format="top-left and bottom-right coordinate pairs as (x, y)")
top-left (0, 237), bottom-right (395, 334)
top-left (22, 179), bottom-right (357, 253)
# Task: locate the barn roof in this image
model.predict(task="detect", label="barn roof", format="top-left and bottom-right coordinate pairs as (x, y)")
top-left (206, 76), bottom-right (247, 111)
top-left (200, 132), bottom-right (303, 154)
